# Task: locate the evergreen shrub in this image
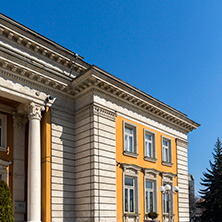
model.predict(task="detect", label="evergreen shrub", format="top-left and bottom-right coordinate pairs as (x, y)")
top-left (0, 179), bottom-right (14, 221)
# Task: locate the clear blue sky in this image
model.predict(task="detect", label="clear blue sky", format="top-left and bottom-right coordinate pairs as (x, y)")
top-left (2, 1), bottom-right (222, 195)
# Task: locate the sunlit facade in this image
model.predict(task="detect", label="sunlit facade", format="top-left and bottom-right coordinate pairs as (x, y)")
top-left (0, 13), bottom-right (199, 222)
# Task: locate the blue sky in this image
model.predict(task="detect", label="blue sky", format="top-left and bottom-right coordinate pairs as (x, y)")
top-left (2, 1), bottom-right (222, 195)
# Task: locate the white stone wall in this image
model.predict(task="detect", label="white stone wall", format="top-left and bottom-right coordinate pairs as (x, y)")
top-left (51, 108), bottom-right (75, 222)
top-left (13, 114), bottom-right (26, 222)
top-left (176, 139), bottom-right (189, 222)
top-left (74, 105), bottom-right (117, 222)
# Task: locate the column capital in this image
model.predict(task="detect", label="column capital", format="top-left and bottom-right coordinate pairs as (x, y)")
top-left (28, 102), bottom-right (45, 120)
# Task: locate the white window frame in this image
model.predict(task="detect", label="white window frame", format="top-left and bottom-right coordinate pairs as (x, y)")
top-left (144, 129), bottom-right (156, 162)
top-left (0, 114), bottom-right (7, 152)
top-left (162, 136), bottom-right (173, 166)
top-left (123, 121), bottom-right (138, 158)
top-left (161, 173), bottom-right (176, 221)
top-left (145, 180), bottom-right (155, 213)
top-left (144, 169), bottom-right (159, 219)
top-left (124, 176), bottom-right (136, 213)
top-left (122, 164), bottom-right (140, 217)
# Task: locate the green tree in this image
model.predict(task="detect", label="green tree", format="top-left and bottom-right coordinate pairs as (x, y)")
top-left (0, 179), bottom-right (14, 221)
top-left (199, 138), bottom-right (222, 222)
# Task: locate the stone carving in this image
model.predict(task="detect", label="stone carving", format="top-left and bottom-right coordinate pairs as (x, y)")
top-left (28, 102), bottom-right (45, 120)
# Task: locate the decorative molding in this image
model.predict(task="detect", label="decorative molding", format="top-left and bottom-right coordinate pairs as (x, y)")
top-left (121, 163), bottom-right (141, 173)
top-left (74, 104), bottom-right (117, 122)
top-left (28, 102), bottom-right (45, 120)
top-left (161, 172), bottom-right (177, 180)
top-left (0, 24), bottom-right (88, 75)
top-left (144, 168), bottom-right (160, 176)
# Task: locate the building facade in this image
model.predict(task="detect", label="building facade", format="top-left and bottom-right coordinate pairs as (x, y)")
top-left (0, 13), bottom-right (199, 222)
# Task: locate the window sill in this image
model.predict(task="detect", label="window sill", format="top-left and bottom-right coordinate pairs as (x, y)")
top-left (123, 151), bottom-right (138, 158)
top-left (144, 157), bottom-right (157, 163)
top-left (0, 147), bottom-right (7, 152)
top-left (124, 213), bottom-right (140, 217)
top-left (162, 161), bottom-right (173, 167)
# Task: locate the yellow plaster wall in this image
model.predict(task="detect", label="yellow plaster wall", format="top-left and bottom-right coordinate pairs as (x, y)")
top-left (116, 116), bottom-right (179, 222)
top-left (41, 107), bottom-right (51, 222)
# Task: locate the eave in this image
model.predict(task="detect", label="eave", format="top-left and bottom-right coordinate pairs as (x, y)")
top-left (71, 66), bottom-right (200, 133)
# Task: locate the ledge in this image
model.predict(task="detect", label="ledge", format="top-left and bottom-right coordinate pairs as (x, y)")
top-left (123, 151), bottom-right (138, 158)
top-left (144, 157), bottom-right (157, 163)
top-left (162, 161), bottom-right (173, 167)
top-left (0, 146), bottom-right (7, 152)
top-left (124, 213), bottom-right (140, 217)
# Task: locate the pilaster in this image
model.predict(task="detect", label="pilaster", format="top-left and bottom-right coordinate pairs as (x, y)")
top-left (176, 138), bottom-right (189, 222)
top-left (13, 113), bottom-right (27, 221)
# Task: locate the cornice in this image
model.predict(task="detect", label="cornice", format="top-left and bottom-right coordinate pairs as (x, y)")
top-left (0, 24), bottom-right (88, 76)
top-left (72, 72), bottom-right (199, 133)
top-left (74, 104), bottom-right (117, 122)
top-left (0, 57), bottom-right (77, 98)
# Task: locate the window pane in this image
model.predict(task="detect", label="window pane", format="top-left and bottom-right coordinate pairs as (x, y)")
top-left (163, 139), bottom-right (168, 146)
top-left (129, 136), bottom-right (133, 152)
top-left (146, 181), bottom-right (153, 189)
top-left (125, 126), bottom-right (133, 135)
top-left (166, 193), bottom-right (169, 213)
top-left (145, 191), bottom-right (148, 213)
top-left (150, 192), bottom-right (153, 212)
top-left (165, 148), bottom-right (168, 162)
top-left (125, 177), bottom-right (133, 186)
top-left (130, 189), bottom-right (134, 212)
top-left (148, 143), bottom-right (152, 157)
top-left (125, 189), bottom-right (128, 212)
top-left (145, 133), bottom-right (151, 141)
top-left (145, 141), bottom-right (148, 156)
top-left (124, 135), bottom-right (128, 151)
top-left (163, 193), bottom-right (166, 212)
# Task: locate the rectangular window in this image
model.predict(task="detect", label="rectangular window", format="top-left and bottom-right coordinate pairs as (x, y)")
top-left (125, 126), bottom-right (134, 152)
top-left (145, 180), bottom-right (155, 213)
top-left (162, 183), bottom-right (173, 214)
top-left (163, 191), bottom-right (169, 213)
top-left (0, 114), bottom-right (7, 150)
top-left (144, 131), bottom-right (155, 159)
top-left (162, 138), bottom-right (171, 163)
top-left (124, 122), bottom-right (137, 155)
top-left (125, 177), bottom-right (135, 213)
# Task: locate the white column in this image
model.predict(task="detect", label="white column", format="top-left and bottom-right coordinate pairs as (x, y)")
top-left (27, 102), bottom-right (44, 222)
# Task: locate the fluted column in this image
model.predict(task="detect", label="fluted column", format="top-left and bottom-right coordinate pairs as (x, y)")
top-left (27, 102), bottom-right (44, 222)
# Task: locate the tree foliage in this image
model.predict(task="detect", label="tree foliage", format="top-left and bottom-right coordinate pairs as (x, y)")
top-left (0, 179), bottom-right (14, 222)
top-left (199, 138), bottom-right (222, 221)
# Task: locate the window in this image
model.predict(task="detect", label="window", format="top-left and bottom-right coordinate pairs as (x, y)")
top-left (125, 177), bottom-right (135, 213)
top-left (162, 183), bottom-right (172, 214)
top-left (162, 137), bottom-right (172, 165)
top-left (144, 169), bottom-right (158, 219)
top-left (0, 114), bottom-right (7, 151)
top-left (145, 180), bottom-right (154, 213)
top-left (125, 126), bottom-right (134, 153)
top-left (123, 122), bottom-right (137, 157)
top-left (144, 130), bottom-right (156, 161)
